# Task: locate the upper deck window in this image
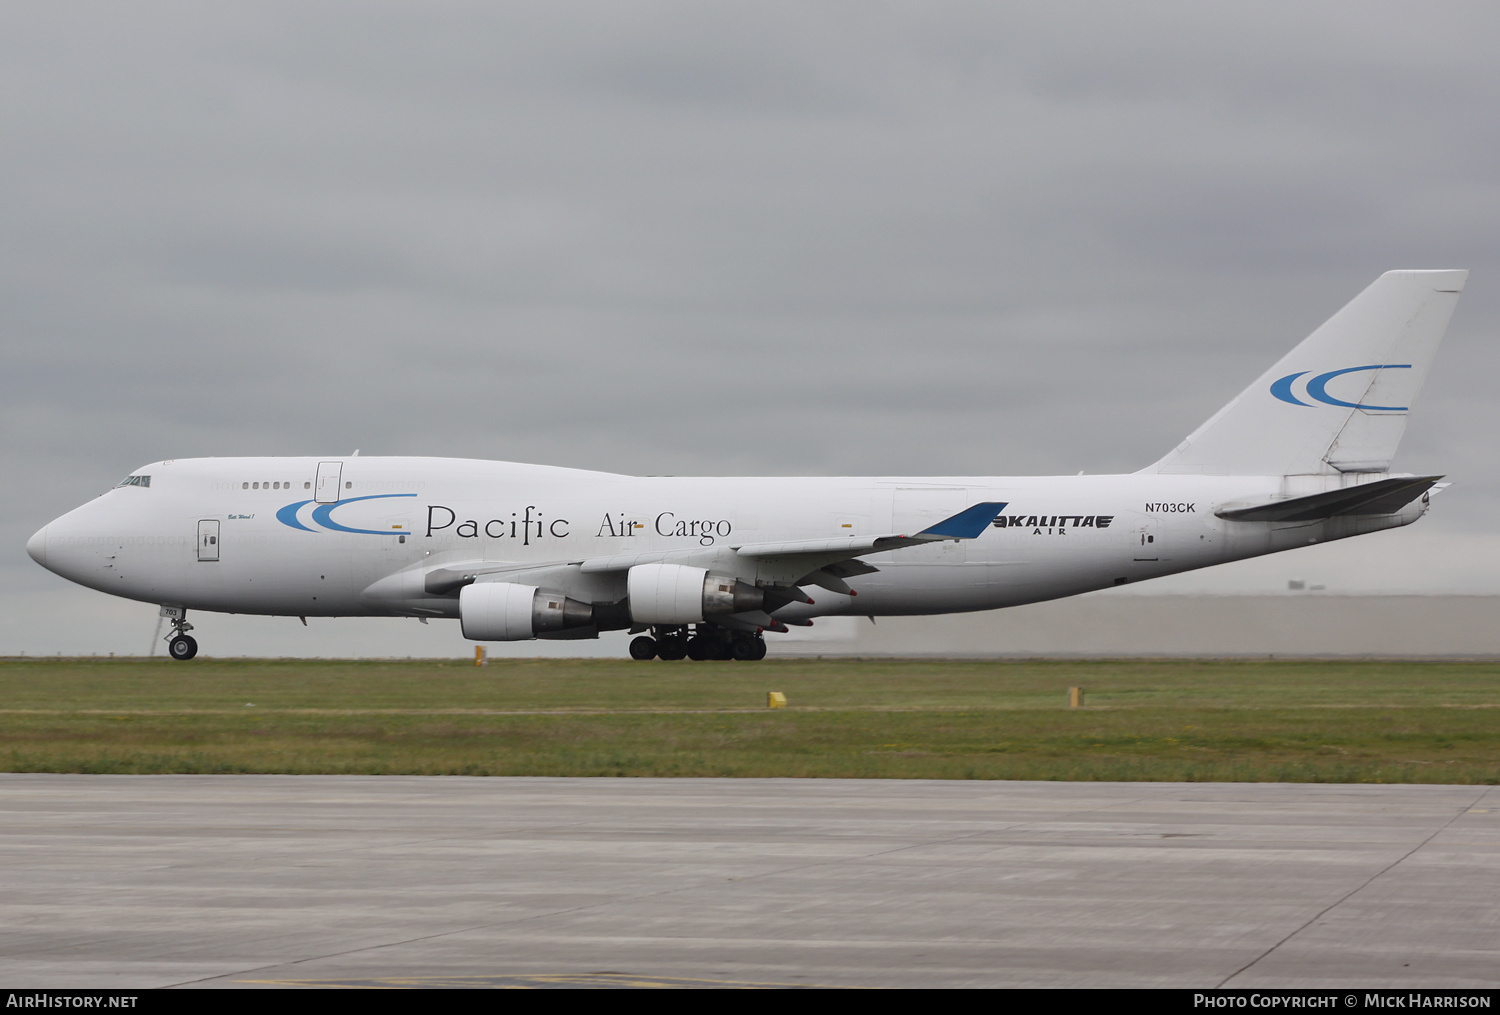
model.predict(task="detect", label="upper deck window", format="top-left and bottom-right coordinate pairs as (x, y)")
top-left (116, 475), bottom-right (151, 489)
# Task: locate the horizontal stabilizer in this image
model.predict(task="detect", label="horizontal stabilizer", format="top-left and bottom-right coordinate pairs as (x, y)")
top-left (1216, 475), bottom-right (1441, 522)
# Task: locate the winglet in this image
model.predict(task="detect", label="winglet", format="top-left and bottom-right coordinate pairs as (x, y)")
top-left (916, 502), bottom-right (1008, 539)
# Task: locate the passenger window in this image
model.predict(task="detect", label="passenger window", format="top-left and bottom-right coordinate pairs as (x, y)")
top-left (253, 483), bottom-right (259, 489)
top-left (304, 481), bottom-right (311, 489)
top-left (242, 483), bottom-right (248, 490)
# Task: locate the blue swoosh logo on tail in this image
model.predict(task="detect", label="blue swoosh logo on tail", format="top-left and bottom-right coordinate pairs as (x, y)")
top-left (1270, 364), bottom-right (1411, 411)
top-left (1269, 371), bottom-right (1311, 406)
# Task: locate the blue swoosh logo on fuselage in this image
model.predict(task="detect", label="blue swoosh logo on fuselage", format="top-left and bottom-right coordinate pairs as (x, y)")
top-left (277, 493), bottom-right (417, 534)
top-left (276, 500), bottom-right (317, 532)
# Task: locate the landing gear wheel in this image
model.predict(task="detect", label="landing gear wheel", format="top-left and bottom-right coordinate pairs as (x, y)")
top-left (750, 638), bottom-right (767, 661)
top-left (706, 637), bottom-right (733, 661)
top-left (685, 636), bottom-right (709, 661)
top-left (730, 637), bottom-right (760, 662)
top-left (657, 636), bottom-right (688, 661)
top-left (168, 635), bottom-right (198, 661)
top-left (629, 636), bottom-right (658, 661)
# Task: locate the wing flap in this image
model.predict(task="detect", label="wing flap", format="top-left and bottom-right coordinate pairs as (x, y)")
top-left (733, 534), bottom-right (903, 558)
top-left (579, 550), bottom-right (680, 573)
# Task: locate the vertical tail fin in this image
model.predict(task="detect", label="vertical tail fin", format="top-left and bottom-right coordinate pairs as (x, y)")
top-left (1146, 269), bottom-right (1467, 476)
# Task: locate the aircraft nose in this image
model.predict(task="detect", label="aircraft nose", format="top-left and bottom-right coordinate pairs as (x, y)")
top-left (26, 525), bottom-right (48, 567)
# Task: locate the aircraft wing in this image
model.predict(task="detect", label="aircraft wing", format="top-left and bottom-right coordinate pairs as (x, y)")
top-left (379, 502), bottom-right (1006, 605)
top-left (734, 501), bottom-right (1005, 557)
top-left (576, 501), bottom-right (1004, 573)
top-left (724, 501), bottom-right (1006, 587)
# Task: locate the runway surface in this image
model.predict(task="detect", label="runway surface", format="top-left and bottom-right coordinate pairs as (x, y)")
top-left (1, 775), bottom-right (1496, 989)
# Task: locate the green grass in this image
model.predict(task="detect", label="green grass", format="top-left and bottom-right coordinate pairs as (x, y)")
top-left (1, 657), bottom-right (1497, 782)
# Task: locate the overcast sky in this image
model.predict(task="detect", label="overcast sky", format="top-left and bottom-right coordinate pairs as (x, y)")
top-left (5, 2), bottom-right (1499, 657)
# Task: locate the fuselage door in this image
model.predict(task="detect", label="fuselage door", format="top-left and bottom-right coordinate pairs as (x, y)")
top-left (315, 461), bottom-right (343, 504)
top-left (197, 519), bottom-right (220, 562)
top-left (1131, 518), bottom-right (1159, 562)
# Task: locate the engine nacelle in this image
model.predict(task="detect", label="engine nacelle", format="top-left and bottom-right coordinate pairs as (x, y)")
top-left (627, 563), bottom-right (764, 625)
top-left (459, 582), bottom-right (594, 641)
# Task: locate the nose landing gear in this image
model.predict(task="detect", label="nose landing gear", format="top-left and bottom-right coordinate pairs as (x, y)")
top-left (161, 607), bottom-right (198, 661)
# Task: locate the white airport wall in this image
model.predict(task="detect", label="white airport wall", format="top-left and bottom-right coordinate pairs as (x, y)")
top-left (774, 594), bottom-right (1500, 657)
top-left (9, 593), bottom-right (1498, 660)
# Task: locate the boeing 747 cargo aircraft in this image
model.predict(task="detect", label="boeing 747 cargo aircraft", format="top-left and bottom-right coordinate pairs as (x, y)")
top-left (27, 270), bottom-right (1464, 661)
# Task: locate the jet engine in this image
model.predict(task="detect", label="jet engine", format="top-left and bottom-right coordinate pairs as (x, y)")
top-left (626, 563), bottom-right (764, 625)
top-left (459, 582), bottom-right (594, 641)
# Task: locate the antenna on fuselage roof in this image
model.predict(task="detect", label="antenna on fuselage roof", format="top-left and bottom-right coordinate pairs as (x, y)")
top-left (351, 449), bottom-right (360, 456)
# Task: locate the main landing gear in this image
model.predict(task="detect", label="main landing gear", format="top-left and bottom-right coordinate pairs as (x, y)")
top-left (629, 625), bottom-right (768, 662)
top-left (162, 608), bottom-right (198, 661)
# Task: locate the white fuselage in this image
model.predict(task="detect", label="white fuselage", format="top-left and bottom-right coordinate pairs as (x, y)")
top-left (28, 456), bottom-right (1425, 626)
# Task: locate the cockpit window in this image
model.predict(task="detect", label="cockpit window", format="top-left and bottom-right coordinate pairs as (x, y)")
top-left (116, 475), bottom-right (151, 488)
